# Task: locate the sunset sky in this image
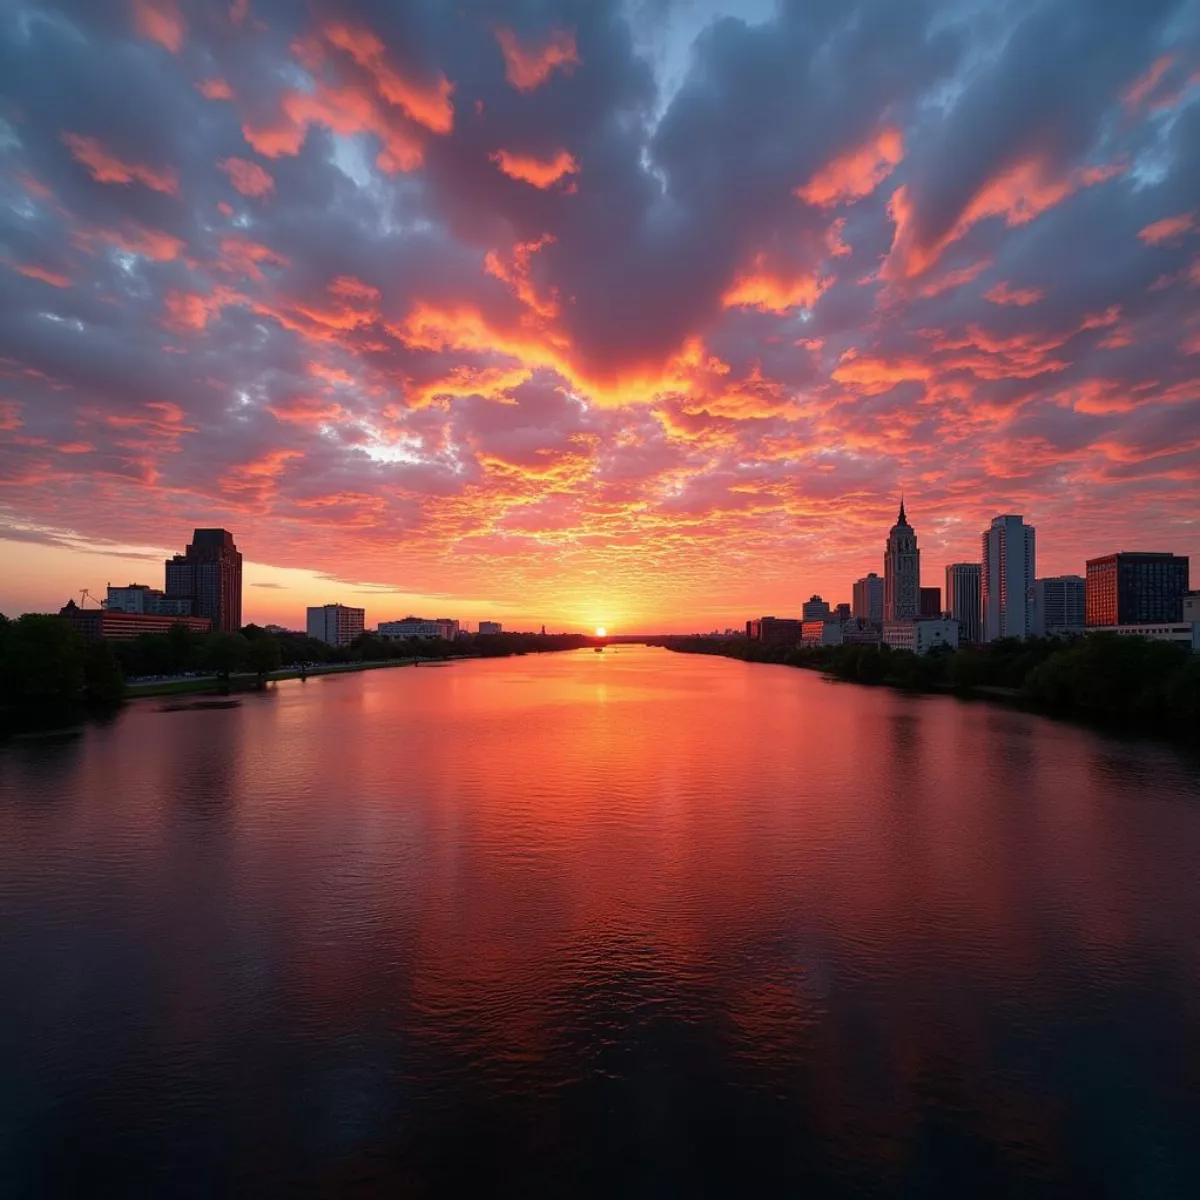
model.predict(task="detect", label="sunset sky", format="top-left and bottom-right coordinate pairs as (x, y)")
top-left (1, 0), bottom-right (1198, 633)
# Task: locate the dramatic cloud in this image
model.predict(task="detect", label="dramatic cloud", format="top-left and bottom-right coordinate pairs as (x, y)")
top-left (0, 0), bottom-right (1197, 630)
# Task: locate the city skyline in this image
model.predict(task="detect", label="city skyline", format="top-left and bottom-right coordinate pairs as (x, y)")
top-left (1, 0), bottom-right (1199, 632)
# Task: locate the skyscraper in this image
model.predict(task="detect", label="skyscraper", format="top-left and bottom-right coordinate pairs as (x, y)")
top-left (852, 572), bottom-right (884, 625)
top-left (307, 604), bottom-right (366, 646)
top-left (165, 528), bottom-right (243, 633)
top-left (883, 501), bottom-right (920, 622)
top-left (802, 595), bottom-right (831, 621)
top-left (1031, 575), bottom-right (1085, 637)
top-left (919, 587), bottom-right (942, 619)
top-left (982, 515), bottom-right (1036, 641)
top-left (944, 563), bottom-right (982, 645)
top-left (1085, 553), bottom-right (1189, 626)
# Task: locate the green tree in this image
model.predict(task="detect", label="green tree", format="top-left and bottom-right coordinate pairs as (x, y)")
top-left (249, 634), bottom-right (282, 685)
top-left (204, 632), bottom-right (251, 682)
top-left (167, 622), bottom-right (198, 673)
top-left (83, 640), bottom-right (125, 707)
top-left (0, 614), bottom-right (85, 706)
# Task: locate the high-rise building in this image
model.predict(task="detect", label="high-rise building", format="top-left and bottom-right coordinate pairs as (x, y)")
top-left (745, 617), bottom-right (802, 647)
top-left (1031, 575), bottom-right (1085, 637)
top-left (106, 583), bottom-right (193, 616)
top-left (306, 604), bottom-right (366, 646)
top-left (478, 621), bottom-right (503, 635)
top-left (852, 572), bottom-right (884, 625)
top-left (1085, 553), bottom-right (1190, 626)
top-left (919, 587), bottom-right (942, 619)
top-left (944, 563), bottom-right (982, 645)
top-left (884, 501), bottom-right (920, 622)
top-left (802, 595), bottom-right (831, 621)
top-left (834, 602), bottom-right (851, 622)
top-left (982, 515), bottom-right (1035, 641)
top-left (165, 529), bottom-right (243, 633)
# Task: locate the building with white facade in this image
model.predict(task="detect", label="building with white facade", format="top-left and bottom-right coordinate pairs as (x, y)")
top-left (882, 619), bottom-right (960, 655)
top-left (884, 502), bottom-right (920, 622)
top-left (800, 620), bottom-right (843, 647)
top-left (982, 514), bottom-right (1036, 642)
top-left (1085, 623), bottom-right (1200, 651)
top-left (106, 583), bottom-right (193, 616)
top-left (1031, 575), bottom-right (1085, 637)
top-left (306, 604), bottom-right (366, 646)
top-left (1185, 593), bottom-right (1199, 624)
top-left (478, 621), bottom-right (503, 635)
top-left (378, 616), bottom-right (460, 640)
top-left (944, 563), bottom-right (982, 645)
top-left (852, 572), bottom-right (884, 625)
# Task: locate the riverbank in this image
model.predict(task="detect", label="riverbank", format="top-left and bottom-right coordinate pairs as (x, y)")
top-left (654, 634), bottom-right (1199, 745)
top-left (125, 656), bottom-right (429, 699)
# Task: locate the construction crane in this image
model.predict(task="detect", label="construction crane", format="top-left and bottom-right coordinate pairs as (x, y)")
top-left (78, 588), bottom-right (100, 608)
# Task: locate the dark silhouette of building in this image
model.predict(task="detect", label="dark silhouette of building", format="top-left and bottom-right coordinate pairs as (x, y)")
top-left (746, 617), bottom-right (802, 647)
top-left (166, 529), bottom-right (243, 632)
top-left (919, 587), bottom-right (942, 619)
top-left (1085, 552), bottom-right (1189, 626)
top-left (945, 563), bottom-right (982, 645)
top-left (60, 600), bottom-right (211, 641)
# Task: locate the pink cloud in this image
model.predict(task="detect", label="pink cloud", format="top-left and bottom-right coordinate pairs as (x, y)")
top-left (132, 0), bottom-right (185, 53)
top-left (62, 133), bottom-right (179, 195)
top-left (218, 156), bottom-right (275, 198)
top-left (795, 128), bottom-right (904, 208)
top-left (494, 26), bottom-right (580, 92)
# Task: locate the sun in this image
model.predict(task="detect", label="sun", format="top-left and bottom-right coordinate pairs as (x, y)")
top-left (595, 626), bottom-right (607, 637)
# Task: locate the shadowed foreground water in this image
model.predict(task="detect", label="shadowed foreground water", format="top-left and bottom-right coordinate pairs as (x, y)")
top-left (2, 646), bottom-right (1199, 1197)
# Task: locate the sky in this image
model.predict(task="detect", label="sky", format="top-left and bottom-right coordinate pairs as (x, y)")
top-left (0, 0), bottom-right (1198, 634)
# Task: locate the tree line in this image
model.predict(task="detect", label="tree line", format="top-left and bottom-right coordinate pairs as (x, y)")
top-left (655, 633), bottom-right (1200, 742)
top-left (0, 613), bottom-right (595, 731)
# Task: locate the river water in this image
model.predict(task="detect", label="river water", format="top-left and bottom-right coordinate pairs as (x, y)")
top-left (2, 646), bottom-right (1199, 1197)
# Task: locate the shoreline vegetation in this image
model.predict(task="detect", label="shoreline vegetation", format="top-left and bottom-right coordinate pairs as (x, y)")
top-left (0, 615), bottom-right (598, 735)
top-left (651, 633), bottom-right (1200, 746)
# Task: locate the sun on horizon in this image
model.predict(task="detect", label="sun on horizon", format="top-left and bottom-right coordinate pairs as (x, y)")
top-left (595, 626), bottom-right (607, 637)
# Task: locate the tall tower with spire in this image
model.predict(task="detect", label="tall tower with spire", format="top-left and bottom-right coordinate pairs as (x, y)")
top-left (884, 499), bottom-right (920, 621)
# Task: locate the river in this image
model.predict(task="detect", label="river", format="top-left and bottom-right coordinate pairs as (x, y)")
top-left (2, 646), bottom-right (1199, 1197)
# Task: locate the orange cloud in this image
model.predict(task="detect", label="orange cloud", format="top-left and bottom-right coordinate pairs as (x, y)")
top-left (1121, 54), bottom-right (1174, 110)
top-left (884, 157), bottom-right (1122, 281)
top-left (162, 286), bottom-right (242, 332)
top-left (217, 235), bottom-right (289, 280)
top-left (243, 83), bottom-right (425, 172)
top-left (132, 0), bottom-right (185, 53)
top-left (1138, 212), bottom-right (1195, 244)
top-left (490, 148), bottom-right (579, 189)
top-left (57, 442), bottom-right (95, 455)
top-left (495, 26), bottom-right (580, 92)
top-left (197, 78), bottom-right (233, 101)
top-left (831, 349), bottom-right (932, 394)
top-left (485, 234), bottom-right (559, 319)
top-left (985, 281), bottom-right (1044, 306)
top-left (916, 257), bottom-right (992, 298)
top-left (62, 133), bottom-right (178, 195)
top-left (722, 257), bottom-right (831, 313)
top-left (220, 449), bottom-right (304, 505)
top-left (219, 156), bottom-right (275, 198)
top-left (80, 223), bottom-right (185, 261)
top-left (320, 19), bottom-right (455, 134)
top-left (795, 127), bottom-right (904, 208)
top-left (14, 264), bottom-right (72, 288)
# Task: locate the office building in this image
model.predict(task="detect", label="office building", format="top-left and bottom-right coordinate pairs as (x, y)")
top-left (59, 600), bottom-right (211, 641)
top-left (106, 583), bottom-right (193, 616)
top-left (478, 621), bottom-right (503, 635)
top-left (379, 616), bottom-right (461, 640)
top-left (165, 528), bottom-right (243, 633)
top-left (834, 603), bottom-right (851, 622)
top-left (802, 595), bottom-right (831, 621)
top-left (1185, 593), bottom-right (1199, 624)
top-left (884, 501), bottom-right (920, 621)
top-left (982, 514), bottom-right (1036, 641)
top-left (1085, 553), bottom-right (1190, 626)
top-left (306, 604), bottom-right (365, 647)
top-left (1085, 622), bottom-right (1200, 652)
top-left (801, 620), bottom-right (842, 647)
top-left (944, 563), bottom-right (982, 645)
top-left (919, 587), bottom-right (942, 619)
top-left (1031, 575), bottom-right (1085, 637)
top-left (841, 620), bottom-right (882, 646)
top-left (745, 617), bottom-right (802, 648)
top-left (883, 619), bottom-right (960, 655)
top-left (852, 572), bottom-right (884, 625)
